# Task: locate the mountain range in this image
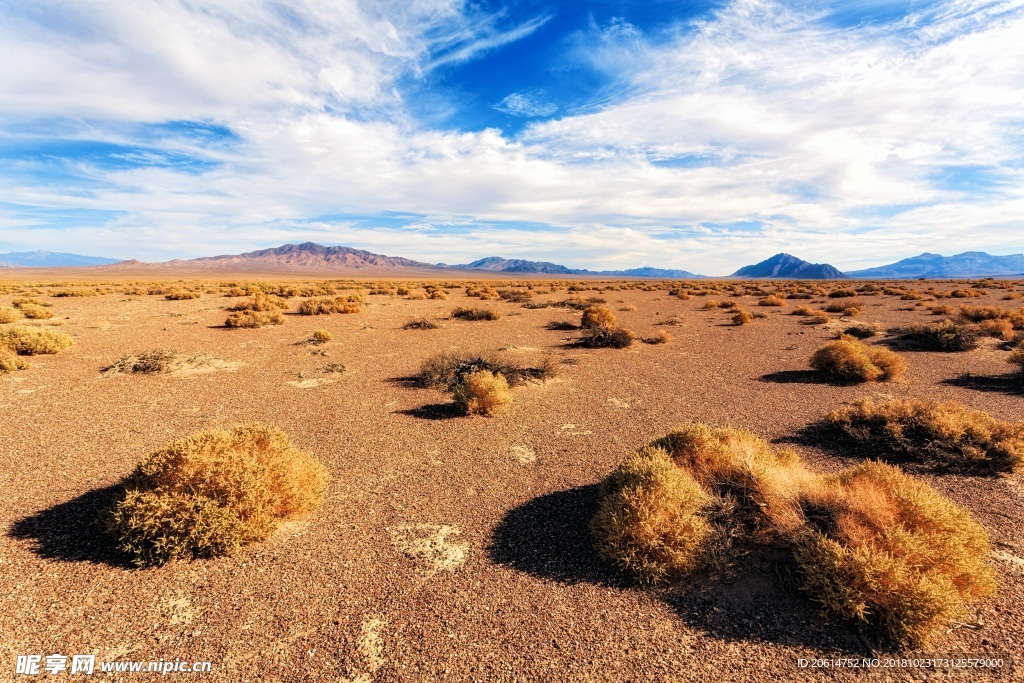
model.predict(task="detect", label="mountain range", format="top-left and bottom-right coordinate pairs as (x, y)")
top-left (4, 243), bottom-right (1024, 278)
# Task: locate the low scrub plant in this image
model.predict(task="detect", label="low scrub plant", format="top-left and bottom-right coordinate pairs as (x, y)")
top-left (1009, 346), bottom-right (1024, 377)
top-left (417, 351), bottom-right (557, 390)
top-left (818, 397), bottom-right (1024, 473)
top-left (731, 309), bottom-right (753, 325)
top-left (16, 303), bottom-right (52, 320)
top-left (451, 306), bottom-right (500, 321)
top-left (297, 296), bottom-right (361, 315)
top-left (0, 307), bottom-right (22, 324)
top-left (104, 350), bottom-right (216, 375)
top-left (0, 326), bottom-right (74, 355)
top-left (452, 369), bottom-right (512, 416)
top-left (224, 310), bottom-right (284, 328)
top-left (581, 305), bottom-right (617, 330)
top-left (102, 424), bottom-right (329, 567)
top-left (229, 292), bottom-right (289, 312)
top-left (810, 336), bottom-right (905, 383)
top-left (165, 290), bottom-right (201, 300)
top-left (644, 331), bottom-right (672, 344)
top-left (758, 295), bottom-right (786, 306)
top-left (580, 326), bottom-right (637, 348)
top-left (889, 320), bottom-right (979, 352)
top-left (842, 323), bottom-right (880, 339)
top-left (592, 424), bottom-right (996, 646)
top-left (403, 318), bottom-right (439, 330)
top-left (0, 348), bottom-right (30, 374)
top-left (310, 329), bottom-right (333, 344)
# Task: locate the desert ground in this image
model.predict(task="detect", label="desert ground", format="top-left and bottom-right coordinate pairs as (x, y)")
top-left (1, 275), bottom-right (1022, 682)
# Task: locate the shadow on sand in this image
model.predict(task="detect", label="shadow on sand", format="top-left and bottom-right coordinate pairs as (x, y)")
top-left (7, 484), bottom-right (132, 568)
top-left (394, 403), bottom-right (464, 420)
top-left (940, 373), bottom-right (1023, 397)
top-left (487, 485), bottom-right (869, 653)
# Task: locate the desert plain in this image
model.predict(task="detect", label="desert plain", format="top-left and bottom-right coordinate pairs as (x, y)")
top-left (1, 274), bottom-right (1022, 682)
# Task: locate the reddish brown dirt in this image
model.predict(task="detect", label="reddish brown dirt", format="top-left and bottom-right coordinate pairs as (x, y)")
top-left (1, 279), bottom-right (1022, 682)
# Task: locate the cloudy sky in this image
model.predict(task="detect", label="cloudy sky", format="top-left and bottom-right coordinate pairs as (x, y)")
top-left (1, 0), bottom-right (1022, 274)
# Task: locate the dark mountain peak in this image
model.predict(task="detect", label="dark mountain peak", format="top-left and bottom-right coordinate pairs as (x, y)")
top-left (848, 251), bottom-right (1024, 279)
top-left (457, 256), bottom-right (578, 274)
top-left (732, 253), bottom-right (846, 279)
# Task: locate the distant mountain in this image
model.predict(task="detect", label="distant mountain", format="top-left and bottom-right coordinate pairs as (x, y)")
top-left (732, 253), bottom-right (847, 279)
top-left (454, 256), bottom-right (577, 274)
top-left (847, 252), bottom-right (1024, 279)
top-left (452, 257), bottom-right (706, 278)
top-left (104, 242), bottom-right (444, 272)
top-left (600, 266), bottom-right (705, 278)
top-left (0, 260), bottom-right (16, 268)
top-left (0, 250), bottom-right (121, 267)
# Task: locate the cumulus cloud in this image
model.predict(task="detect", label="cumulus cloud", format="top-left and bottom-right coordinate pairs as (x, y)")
top-left (1, 0), bottom-right (1023, 274)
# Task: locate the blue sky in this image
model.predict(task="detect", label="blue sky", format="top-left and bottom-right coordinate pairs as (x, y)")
top-left (1, 0), bottom-right (1023, 274)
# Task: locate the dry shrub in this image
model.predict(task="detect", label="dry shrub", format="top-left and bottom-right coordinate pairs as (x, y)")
top-left (580, 326), bottom-right (637, 348)
top-left (807, 313), bottom-right (831, 325)
top-left (224, 310), bottom-right (284, 328)
top-left (930, 304), bottom-right (957, 316)
top-left (795, 461), bottom-right (995, 647)
top-left (403, 318), bottom-right (439, 330)
top-left (644, 330), bottom-right (672, 344)
top-left (452, 370), bottom-right (512, 416)
top-left (593, 425), bottom-right (996, 645)
top-left (0, 348), bottom-right (30, 374)
top-left (229, 292), bottom-right (289, 312)
top-left (0, 326), bottom-right (74, 355)
top-left (102, 424), bottom-right (329, 567)
top-left (827, 289), bottom-right (857, 298)
top-left (165, 290), bottom-right (201, 300)
top-left (732, 310), bottom-right (753, 325)
top-left (16, 303), bottom-right (52, 320)
top-left (417, 351), bottom-right (556, 390)
top-left (581, 305), bottom-right (617, 330)
top-left (52, 288), bottom-right (96, 297)
top-left (819, 397), bottom-right (1024, 473)
top-left (810, 336), bottom-right (906, 383)
top-left (104, 350), bottom-right (217, 375)
top-left (792, 305), bottom-right (816, 316)
top-left (1008, 346), bottom-right (1024, 376)
top-left (591, 446), bottom-right (711, 584)
top-left (297, 296), bottom-right (361, 315)
top-left (978, 318), bottom-right (1013, 339)
top-left (451, 306), bottom-right (501, 321)
top-left (842, 323), bottom-right (880, 339)
top-left (825, 299), bottom-right (863, 313)
top-left (310, 329), bottom-right (333, 344)
top-left (758, 295), bottom-right (786, 307)
top-left (657, 315), bottom-right (685, 326)
top-left (701, 299), bottom-right (721, 310)
top-left (0, 307), bottom-right (23, 324)
top-left (619, 304), bottom-right (638, 312)
top-left (890, 320), bottom-right (979, 352)
top-left (498, 289), bottom-right (533, 303)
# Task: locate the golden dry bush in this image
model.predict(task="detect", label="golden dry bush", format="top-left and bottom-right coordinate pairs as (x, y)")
top-left (1011, 346), bottom-right (1024, 376)
top-left (701, 299), bottom-right (721, 310)
top-left (644, 330), bottom-right (672, 344)
top-left (102, 424), bottom-right (329, 567)
top-left (0, 307), bottom-right (23, 324)
top-left (978, 319), bottom-right (1014, 339)
top-left (758, 295), bottom-right (786, 307)
top-left (810, 336), bottom-right (905, 382)
top-left (452, 369), bottom-right (512, 416)
top-left (0, 348), bottom-right (30, 374)
top-left (310, 328), bottom-right (333, 343)
top-left (581, 305), bottom-right (617, 330)
top-left (795, 461), bottom-right (995, 647)
top-left (731, 309), bottom-right (753, 325)
top-left (51, 288), bottom-right (97, 297)
top-left (820, 397), bottom-right (1024, 473)
top-left (16, 303), bottom-right (52, 319)
top-left (0, 326), bottom-right (74, 355)
top-left (297, 296), bottom-right (361, 315)
top-left (580, 326), bottom-right (637, 348)
top-left (890, 320), bottom-right (979, 352)
top-left (165, 290), bottom-right (201, 300)
top-left (417, 351), bottom-right (557, 390)
top-left (224, 310), bottom-right (284, 328)
top-left (591, 446), bottom-right (711, 584)
top-left (229, 291), bottom-right (289, 312)
top-left (451, 306), bottom-right (501, 321)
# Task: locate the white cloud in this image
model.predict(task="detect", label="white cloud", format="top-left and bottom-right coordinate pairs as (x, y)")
top-left (1, 0), bottom-right (1024, 274)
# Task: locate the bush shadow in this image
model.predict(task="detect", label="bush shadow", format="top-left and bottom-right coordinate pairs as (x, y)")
top-left (6, 484), bottom-right (132, 567)
top-left (940, 373), bottom-right (1023, 396)
top-left (758, 370), bottom-right (856, 386)
top-left (395, 403), bottom-right (464, 420)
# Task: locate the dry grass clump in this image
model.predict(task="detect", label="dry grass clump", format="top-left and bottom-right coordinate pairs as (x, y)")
top-left (498, 288), bottom-right (532, 303)
top-left (0, 326), bottom-right (74, 355)
top-left (842, 323), bottom-right (880, 339)
top-left (758, 295), bottom-right (786, 307)
top-left (731, 309), bottom-right (753, 325)
top-left (297, 296), bottom-right (361, 315)
top-left (403, 318), bottom-right (439, 330)
top-left (229, 292), bottom-right (289, 312)
top-left (452, 369), bottom-right (512, 416)
top-left (657, 315), bottom-right (685, 326)
top-left (310, 329), bottom-right (333, 344)
top-left (810, 336), bottom-right (906, 383)
top-left (1010, 346), bottom-right (1024, 376)
top-left (795, 461), bottom-right (995, 647)
top-left (451, 306), bottom-right (501, 321)
top-left (580, 326), bottom-right (637, 348)
top-left (0, 307), bottom-right (23, 324)
top-left (0, 348), bottom-right (30, 374)
top-left (16, 303), bottom-right (53, 319)
top-left (889, 320), bottom-right (979, 352)
top-left (592, 425), bottom-right (996, 646)
top-left (51, 288), bottom-right (97, 297)
top-left (701, 299), bottom-right (721, 310)
top-left (165, 290), bottom-right (201, 300)
top-left (417, 351), bottom-right (557, 390)
top-left (978, 318), bottom-right (1014, 339)
top-left (103, 350), bottom-right (217, 375)
top-left (819, 397), bottom-right (1024, 473)
top-left (224, 310), bottom-right (285, 328)
top-left (102, 425), bottom-right (329, 567)
top-left (581, 305), bottom-right (616, 330)
top-left (827, 289), bottom-right (857, 298)
top-left (644, 330), bottom-right (672, 344)
top-left (591, 446), bottom-right (711, 584)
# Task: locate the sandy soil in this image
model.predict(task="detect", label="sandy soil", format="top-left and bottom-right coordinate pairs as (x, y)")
top-left (1, 278), bottom-right (1022, 682)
